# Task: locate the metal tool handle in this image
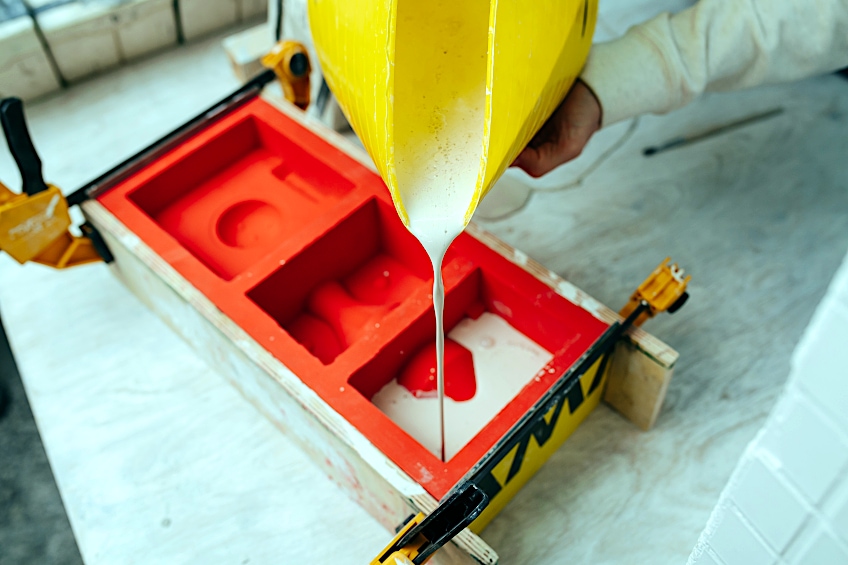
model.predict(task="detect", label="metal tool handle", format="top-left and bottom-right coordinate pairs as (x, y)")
top-left (0, 97), bottom-right (49, 196)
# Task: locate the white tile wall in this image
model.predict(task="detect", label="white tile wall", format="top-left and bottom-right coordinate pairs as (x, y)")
top-left (689, 249), bottom-right (848, 565)
top-left (731, 458), bottom-right (808, 552)
top-left (792, 295), bottom-right (848, 431)
top-left (690, 549), bottom-right (723, 565)
top-left (791, 524), bottom-right (848, 564)
top-left (706, 507), bottom-right (777, 565)
top-left (760, 397), bottom-right (848, 505)
top-left (830, 482), bottom-right (848, 542)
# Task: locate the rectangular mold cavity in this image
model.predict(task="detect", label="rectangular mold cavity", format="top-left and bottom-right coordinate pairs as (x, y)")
top-left (345, 245), bottom-right (608, 495)
top-left (126, 114), bottom-right (356, 280)
top-left (247, 198), bottom-right (433, 365)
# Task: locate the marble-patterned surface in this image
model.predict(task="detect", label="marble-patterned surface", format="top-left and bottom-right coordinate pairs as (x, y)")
top-left (1, 27), bottom-right (848, 565)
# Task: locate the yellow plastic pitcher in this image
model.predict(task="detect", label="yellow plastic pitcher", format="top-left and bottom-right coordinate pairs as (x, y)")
top-left (308, 0), bottom-right (597, 228)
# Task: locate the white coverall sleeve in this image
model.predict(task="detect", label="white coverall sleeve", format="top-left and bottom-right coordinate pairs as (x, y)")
top-left (581, 0), bottom-right (848, 126)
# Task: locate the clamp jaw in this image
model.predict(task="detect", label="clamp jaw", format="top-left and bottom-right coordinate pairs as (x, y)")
top-left (261, 40), bottom-right (312, 110)
top-left (619, 257), bottom-right (690, 327)
top-left (0, 98), bottom-right (104, 269)
top-left (372, 485), bottom-right (488, 565)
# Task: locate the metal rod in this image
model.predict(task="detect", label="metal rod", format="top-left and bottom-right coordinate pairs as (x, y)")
top-left (643, 107), bottom-right (784, 156)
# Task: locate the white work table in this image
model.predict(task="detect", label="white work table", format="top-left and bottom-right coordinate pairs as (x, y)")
top-left (2, 36), bottom-right (848, 565)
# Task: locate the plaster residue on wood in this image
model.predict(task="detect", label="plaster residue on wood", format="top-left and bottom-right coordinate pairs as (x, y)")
top-left (372, 312), bottom-right (553, 460)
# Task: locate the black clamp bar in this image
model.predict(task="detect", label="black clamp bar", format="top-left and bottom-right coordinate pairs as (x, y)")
top-left (377, 484), bottom-right (489, 565)
top-left (387, 301), bottom-right (651, 562)
top-left (0, 97), bottom-right (49, 196)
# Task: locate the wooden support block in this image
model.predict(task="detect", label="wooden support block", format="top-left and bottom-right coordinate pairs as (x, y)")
top-left (0, 16), bottom-right (61, 101)
top-left (605, 336), bottom-right (677, 430)
top-left (222, 24), bottom-right (272, 83)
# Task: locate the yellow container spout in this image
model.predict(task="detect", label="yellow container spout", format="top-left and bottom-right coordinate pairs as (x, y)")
top-left (308, 0), bottom-right (597, 228)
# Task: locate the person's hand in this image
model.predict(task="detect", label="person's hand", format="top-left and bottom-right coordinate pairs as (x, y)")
top-left (512, 79), bottom-right (602, 177)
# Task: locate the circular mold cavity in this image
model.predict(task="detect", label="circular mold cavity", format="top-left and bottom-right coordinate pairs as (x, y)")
top-left (216, 200), bottom-right (283, 248)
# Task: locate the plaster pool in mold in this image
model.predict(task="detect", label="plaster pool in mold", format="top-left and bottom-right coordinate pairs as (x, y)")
top-left (372, 311), bottom-right (554, 460)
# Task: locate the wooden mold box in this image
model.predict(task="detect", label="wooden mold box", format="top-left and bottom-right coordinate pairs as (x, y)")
top-left (81, 93), bottom-right (677, 564)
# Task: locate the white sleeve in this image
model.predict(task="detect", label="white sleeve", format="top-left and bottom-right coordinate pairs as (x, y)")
top-left (581, 0), bottom-right (848, 126)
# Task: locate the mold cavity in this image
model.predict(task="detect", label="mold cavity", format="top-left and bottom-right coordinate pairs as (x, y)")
top-left (216, 200), bottom-right (283, 248)
top-left (128, 115), bottom-right (356, 280)
top-left (372, 312), bottom-right (551, 461)
top-left (351, 268), bottom-right (560, 461)
top-left (247, 199), bottom-right (431, 364)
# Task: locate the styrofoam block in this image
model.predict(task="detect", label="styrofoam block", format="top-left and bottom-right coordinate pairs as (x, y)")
top-left (37, 3), bottom-right (121, 82)
top-left (179, 0), bottom-right (239, 41)
top-left (708, 508), bottom-right (776, 565)
top-left (0, 16), bottom-right (61, 100)
top-left (760, 395), bottom-right (848, 505)
top-left (731, 457), bottom-right (809, 553)
top-left (114, 0), bottom-right (177, 61)
top-left (239, 0), bottom-right (267, 21)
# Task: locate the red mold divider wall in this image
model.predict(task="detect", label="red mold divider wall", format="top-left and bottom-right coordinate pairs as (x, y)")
top-left (96, 98), bottom-right (609, 499)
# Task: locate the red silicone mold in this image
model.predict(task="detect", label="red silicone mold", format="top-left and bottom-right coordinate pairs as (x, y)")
top-left (96, 98), bottom-right (609, 499)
